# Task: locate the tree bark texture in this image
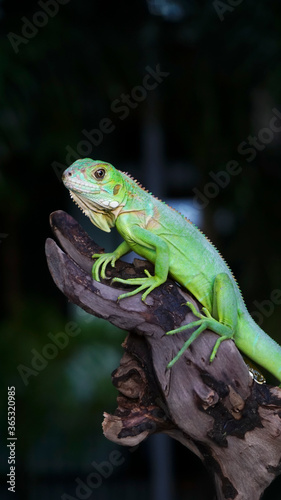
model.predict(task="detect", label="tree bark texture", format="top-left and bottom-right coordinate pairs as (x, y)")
top-left (45, 210), bottom-right (281, 500)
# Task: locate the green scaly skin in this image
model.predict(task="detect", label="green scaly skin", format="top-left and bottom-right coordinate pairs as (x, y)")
top-left (62, 158), bottom-right (281, 382)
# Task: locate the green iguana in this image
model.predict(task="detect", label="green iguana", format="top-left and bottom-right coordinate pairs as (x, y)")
top-left (62, 158), bottom-right (281, 381)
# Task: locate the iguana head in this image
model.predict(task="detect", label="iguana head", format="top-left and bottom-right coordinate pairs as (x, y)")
top-left (62, 158), bottom-right (126, 232)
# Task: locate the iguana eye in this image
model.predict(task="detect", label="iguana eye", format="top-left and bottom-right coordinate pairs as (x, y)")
top-left (93, 168), bottom-right (106, 180)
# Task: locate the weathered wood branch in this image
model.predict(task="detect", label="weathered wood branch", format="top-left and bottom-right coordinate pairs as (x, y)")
top-left (45, 210), bottom-right (281, 500)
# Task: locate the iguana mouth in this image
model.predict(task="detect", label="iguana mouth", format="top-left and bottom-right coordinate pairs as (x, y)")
top-left (69, 190), bottom-right (119, 213)
top-left (62, 172), bottom-right (102, 193)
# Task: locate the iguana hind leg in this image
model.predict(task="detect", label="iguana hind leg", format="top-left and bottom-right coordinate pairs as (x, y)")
top-left (167, 273), bottom-right (238, 368)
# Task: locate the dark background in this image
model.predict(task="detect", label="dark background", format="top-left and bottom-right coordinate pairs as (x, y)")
top-left (1, 0), bottom-right (281, 498)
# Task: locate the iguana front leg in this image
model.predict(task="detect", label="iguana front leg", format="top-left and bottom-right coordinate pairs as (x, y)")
top-left (167, 273), bottom-right (237, 367)
top-left (112, 225), bottom-right (170, 301)
top-left (92, 241), bottom-right (131, 281)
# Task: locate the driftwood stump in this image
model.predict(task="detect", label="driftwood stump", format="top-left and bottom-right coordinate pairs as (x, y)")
top-left (45, 210), bottom-right (281, 500)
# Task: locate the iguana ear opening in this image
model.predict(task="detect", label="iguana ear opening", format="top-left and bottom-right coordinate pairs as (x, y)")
top-left (113, 184), bottom-right (122, 195)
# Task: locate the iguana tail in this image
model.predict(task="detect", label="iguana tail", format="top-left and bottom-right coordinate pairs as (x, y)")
top-left (235, 314), bottom-right (281, 382)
